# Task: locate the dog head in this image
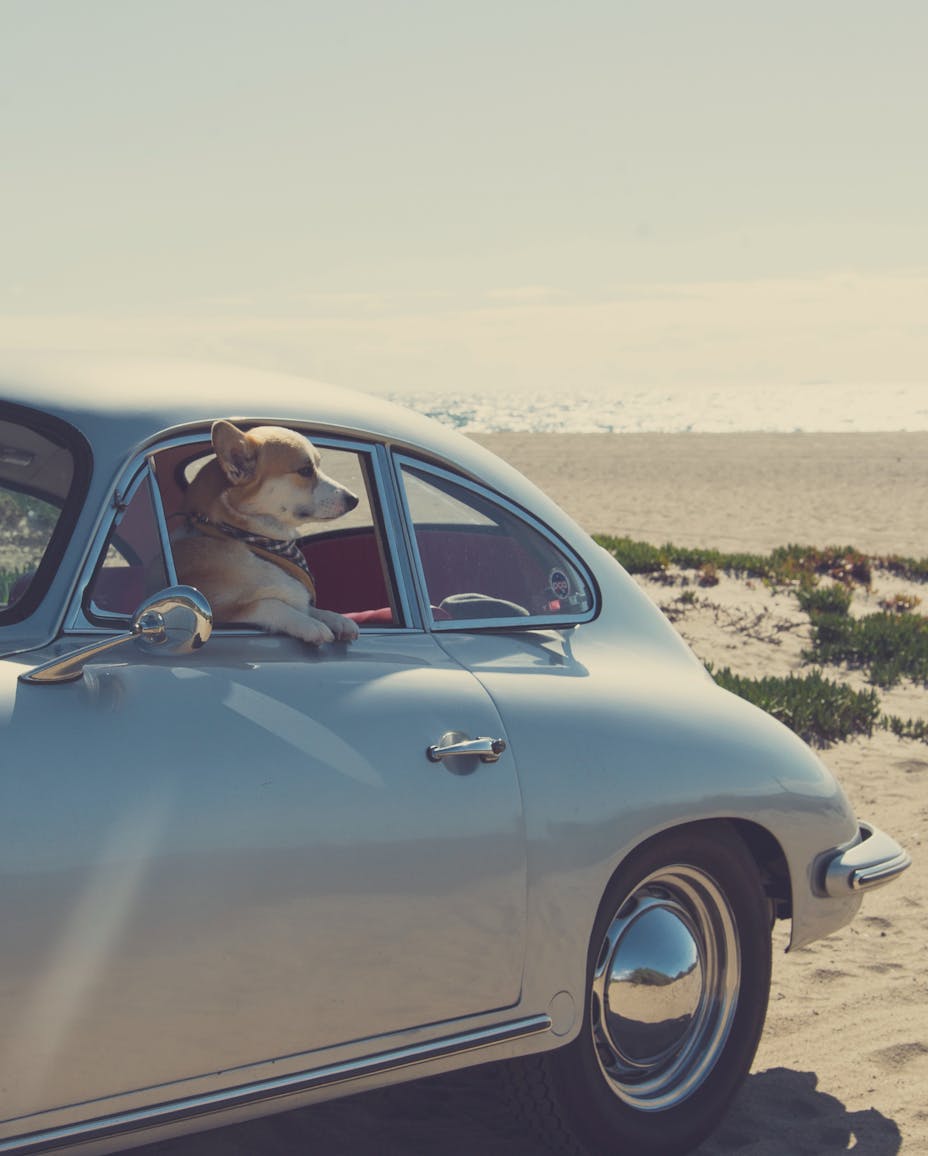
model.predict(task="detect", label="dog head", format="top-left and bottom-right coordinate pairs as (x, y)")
top-left (210, 420), bottom-right (359, 536)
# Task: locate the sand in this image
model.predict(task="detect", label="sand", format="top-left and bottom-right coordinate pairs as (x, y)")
top-left (473, 431), bottom-right (928, 557)
top-left (138, 431), bottom-right (926, 1156)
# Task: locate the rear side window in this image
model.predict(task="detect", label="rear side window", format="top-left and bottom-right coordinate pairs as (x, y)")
top-left (399, 462), bottom-right (594, 627)
top-left (0, 407), bottom-right (89, 623)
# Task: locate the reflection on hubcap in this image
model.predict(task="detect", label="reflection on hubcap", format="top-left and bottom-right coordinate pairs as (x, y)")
top-left (592, 865), bottom-right (740, 1112)
top-left (604, 904), bottom-right (702, 1063)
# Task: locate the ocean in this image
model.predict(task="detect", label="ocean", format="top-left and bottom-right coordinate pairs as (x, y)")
top-left (385, 382), bottom-right (928, 435)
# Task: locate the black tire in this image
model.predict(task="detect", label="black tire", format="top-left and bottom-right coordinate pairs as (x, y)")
top-left (504, 822), bottom-right (772, 1156)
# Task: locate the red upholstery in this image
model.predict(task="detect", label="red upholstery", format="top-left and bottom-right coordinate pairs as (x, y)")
top-left (344, 607), bottom-right (394, 625)
top-left (306, 533), bottom-right (390, 615)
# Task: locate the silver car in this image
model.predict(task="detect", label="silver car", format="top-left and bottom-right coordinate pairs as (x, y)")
top-left (0, 360), bottom-right (910, 1156)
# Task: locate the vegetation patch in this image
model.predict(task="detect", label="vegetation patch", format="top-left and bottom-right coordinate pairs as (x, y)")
top-left (879, 592), bottom-right (922, 614)
top-left (1, 492), bottom-right (57, 604)
top-left (595, 536), bottom-right (772, 580)
top-left (0, 564), bottom-right (32, 604)
top-left (595, 536), bottom-right (928, 587)
top-left (600, 535), bottom-right (928, 746)
top-left (879, 554), bottom-right (928, 583)
top-left (796, 585), bottom-right (854, 617)
top-left (795, 582), bottom-right (928, 688)
top-left (803, 611), bottom-right (928, 688)
top-left (883, 716), bottom-right (928, 744)
top-left (709, 666), bottom-right (882, 747)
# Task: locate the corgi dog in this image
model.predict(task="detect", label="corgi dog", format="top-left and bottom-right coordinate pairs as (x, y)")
top-left (173, 420), bottom-right (361, 645)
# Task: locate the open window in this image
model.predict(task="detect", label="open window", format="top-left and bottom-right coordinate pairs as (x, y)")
top-left (399, 460), bottom-right (595, 628)
top-left (93, 433), bottom-right (403, 629)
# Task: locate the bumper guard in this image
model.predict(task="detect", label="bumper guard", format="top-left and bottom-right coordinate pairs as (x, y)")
top-left (821, 821), bottom-right (911, 898)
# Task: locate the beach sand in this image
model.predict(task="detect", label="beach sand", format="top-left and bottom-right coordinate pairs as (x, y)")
top-left (139, 431), bottom-right (926, 1156)
top-left (473, 431), bottom-right (928, 557)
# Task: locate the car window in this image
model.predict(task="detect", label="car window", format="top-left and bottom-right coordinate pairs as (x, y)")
top-left (148, 435), bottom-right (399, 627)
top-left (0, 409), bottom-right (87, 622)
top-left (400, 463), bottom-right (594, 625)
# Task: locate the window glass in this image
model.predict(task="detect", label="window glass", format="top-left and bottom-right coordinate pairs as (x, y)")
top-left (401, 464), bottom-right (593, 624)
top-left (86, 473), bottom-right (168, 618)
top-left (0, 415), bottom-right (77, 618)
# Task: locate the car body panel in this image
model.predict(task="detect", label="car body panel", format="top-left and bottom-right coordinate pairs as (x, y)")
top-left (0, 633), bottom-right (525, 1129)
top-left (435, 624), bottom-right (863, 965)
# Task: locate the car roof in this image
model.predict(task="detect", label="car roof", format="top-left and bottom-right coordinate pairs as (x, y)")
top-left (2, 355), bottom-right (445, 445)
top-left (0, 355), bottom-right (577, 541)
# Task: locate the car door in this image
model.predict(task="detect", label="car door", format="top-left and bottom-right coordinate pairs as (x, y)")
top-left (0, 439), bottom-right (527, 1128)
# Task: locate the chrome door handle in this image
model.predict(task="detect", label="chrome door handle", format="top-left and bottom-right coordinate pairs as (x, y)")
top-left (427, 731), bottom-right (507, 764)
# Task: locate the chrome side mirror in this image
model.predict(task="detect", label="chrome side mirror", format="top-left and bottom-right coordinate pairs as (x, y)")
top-left (19, 586), bottom-right (213, 685)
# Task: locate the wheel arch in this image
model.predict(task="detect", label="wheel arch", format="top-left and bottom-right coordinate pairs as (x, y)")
top-left (727, 817), bottom-right (792, 921)
top-left (596, 817), bottom-right (792, 934)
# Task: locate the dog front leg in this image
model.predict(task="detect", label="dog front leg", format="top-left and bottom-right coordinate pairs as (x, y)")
top-left (235, 598), bottom-right (337, 645)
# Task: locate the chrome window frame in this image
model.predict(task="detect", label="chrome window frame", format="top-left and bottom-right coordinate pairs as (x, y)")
top-left (392, 454), bottom-right (599, 633)
top-left (64, 429), bottom-right (422, 635)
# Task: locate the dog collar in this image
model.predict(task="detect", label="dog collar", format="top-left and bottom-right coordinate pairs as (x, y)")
top-left (187, 513), bottom-right (317, 601)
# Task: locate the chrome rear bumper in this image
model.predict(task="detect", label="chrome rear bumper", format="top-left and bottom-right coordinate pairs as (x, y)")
top-left (821, 822), bottom-right (911, 898)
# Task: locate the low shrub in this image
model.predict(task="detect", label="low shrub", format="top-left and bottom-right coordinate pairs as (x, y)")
top-left (803, 610), bottom-right (928, 688)
top-left (768, 544), bottom-right (872, 586)
top-left (879, 554), bottom-right (928, 583)
top-left (594, 537), bottom-right (927, 588)
top-left (883, 716), bottom-right (928, 744)
top-left (595, 536), bottom-right (772, 580)
top-left (596, 536), bottom-right (670, 574)
top-left (709, 666), bottom-right (882, 747)
top-left (796, 585), bottom-right (854, 617)
top-left (879, 592), bottom-right (922, 614)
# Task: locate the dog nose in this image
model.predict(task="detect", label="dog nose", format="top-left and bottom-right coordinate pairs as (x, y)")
top-left (345, 491), bottom-right (360, 511)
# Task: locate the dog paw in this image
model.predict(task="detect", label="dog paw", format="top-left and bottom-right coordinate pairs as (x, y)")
top-left (299, 621), bottom-right (335, 646)
top-left (332, 615), bottom-right (360, 642)
top-left (311, 609), bottom-right (360, 642)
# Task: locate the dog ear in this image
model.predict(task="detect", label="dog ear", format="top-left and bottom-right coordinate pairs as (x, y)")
top-left (212, 420), bottom-right (258, 485)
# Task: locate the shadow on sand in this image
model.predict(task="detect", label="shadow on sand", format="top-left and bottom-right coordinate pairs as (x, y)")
top-left (137, 1064), bottom-right (901, 1156)
top-left (695, 1067), bottom-right (901, 1155)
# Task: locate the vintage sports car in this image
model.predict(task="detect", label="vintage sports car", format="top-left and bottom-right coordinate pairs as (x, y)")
top-left (0, 359), bottom-right (910, 1155)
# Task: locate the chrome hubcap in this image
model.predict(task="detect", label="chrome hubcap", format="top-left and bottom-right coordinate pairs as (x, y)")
top-left (591, 865), bottom-right (740, 1111)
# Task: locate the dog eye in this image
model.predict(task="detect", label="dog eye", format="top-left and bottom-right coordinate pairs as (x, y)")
top-left (296, 465), bottom-right (316, 478)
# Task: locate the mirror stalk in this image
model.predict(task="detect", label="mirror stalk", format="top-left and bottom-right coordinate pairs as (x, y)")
top-left (19, 586), bottom-right (212, 685)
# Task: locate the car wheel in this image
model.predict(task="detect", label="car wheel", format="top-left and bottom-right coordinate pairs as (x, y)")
top-left (504, 823), bottom-right (772, 1156)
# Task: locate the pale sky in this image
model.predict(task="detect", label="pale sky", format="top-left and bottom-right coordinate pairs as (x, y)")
top-left (2, 0), bottom-right (926, 400)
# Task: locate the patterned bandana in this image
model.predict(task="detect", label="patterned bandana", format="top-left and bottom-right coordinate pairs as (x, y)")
top-left (187, 513), bottom-right (316, 581)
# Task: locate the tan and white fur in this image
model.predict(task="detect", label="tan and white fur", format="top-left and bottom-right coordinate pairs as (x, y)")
top-left (173, 420), bottom-right (361, 645)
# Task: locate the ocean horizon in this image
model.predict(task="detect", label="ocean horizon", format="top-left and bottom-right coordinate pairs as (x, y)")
top-left (384, 382), bottom-right (928, 435)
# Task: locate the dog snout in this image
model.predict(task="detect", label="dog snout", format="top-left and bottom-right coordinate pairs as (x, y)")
top-left (304, 477), bottom-right (360, 520)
